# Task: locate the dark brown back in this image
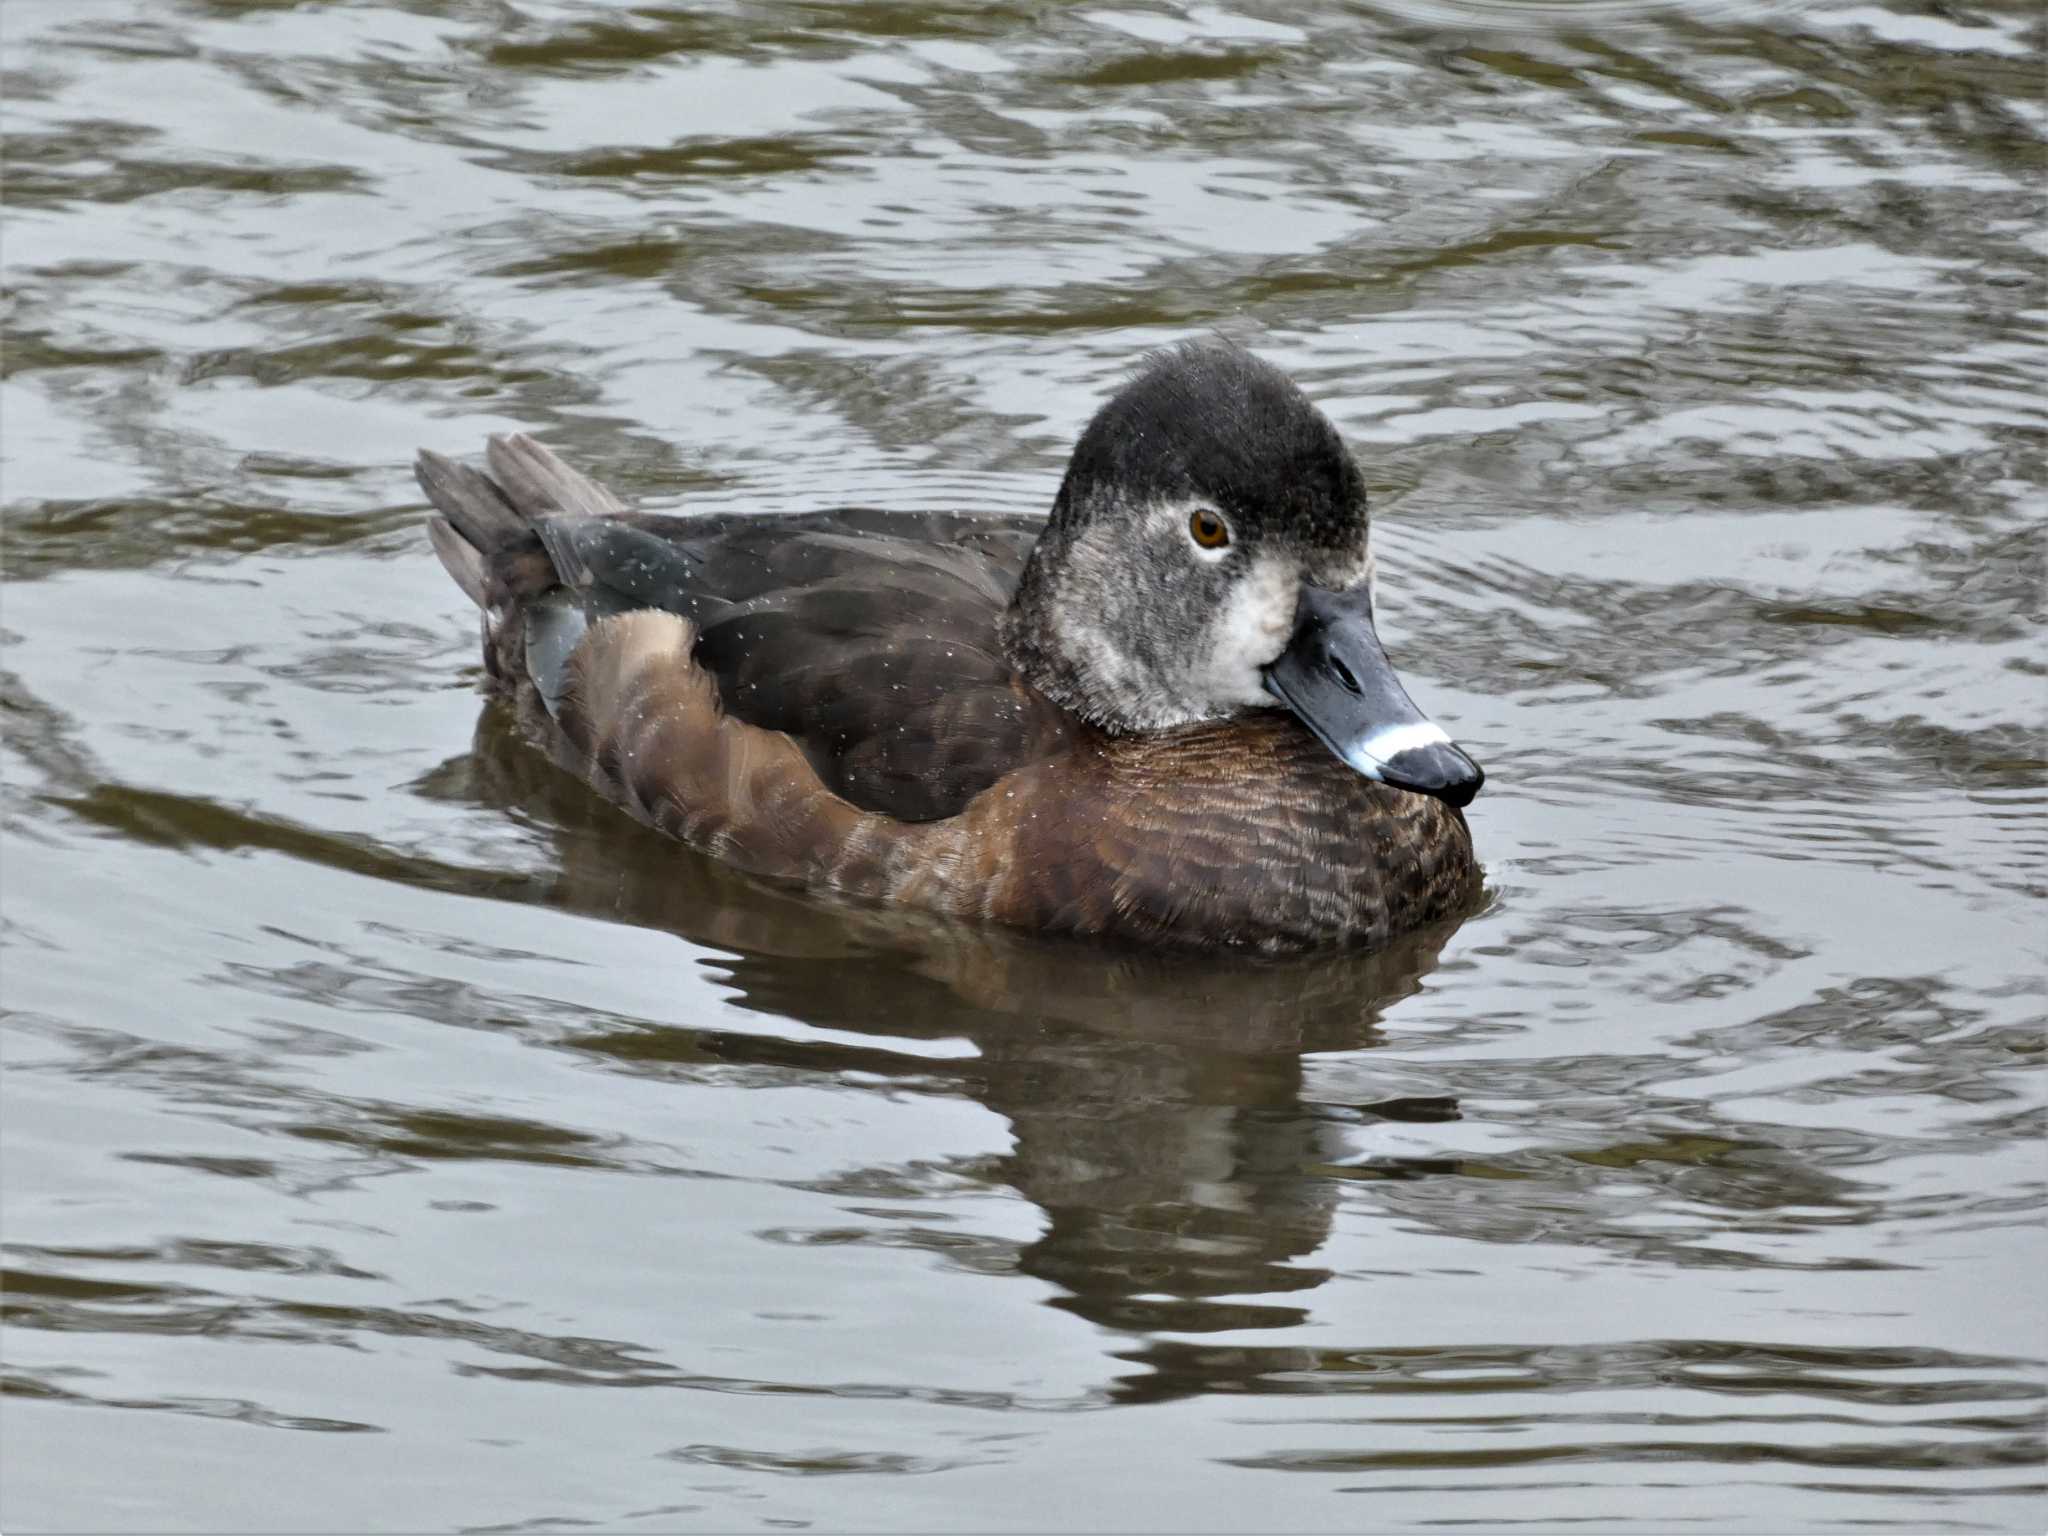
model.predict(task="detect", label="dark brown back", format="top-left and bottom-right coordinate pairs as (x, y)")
top-left (555, 508), bottom-right (1081, 822)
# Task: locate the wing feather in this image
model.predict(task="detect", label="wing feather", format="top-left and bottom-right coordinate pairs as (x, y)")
top-left (584, 509), bottom-right (1075, 822)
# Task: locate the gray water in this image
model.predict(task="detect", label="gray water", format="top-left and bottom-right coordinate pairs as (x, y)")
top-left (3, 1), bottom-right (2044, 1530)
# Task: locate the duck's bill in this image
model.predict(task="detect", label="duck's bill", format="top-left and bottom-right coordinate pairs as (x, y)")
top-left (1261, 583), bottom-right (1485, 809)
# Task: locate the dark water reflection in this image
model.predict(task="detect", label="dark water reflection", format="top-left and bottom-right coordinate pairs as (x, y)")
top-left (4, 0), bottom-right (2045, 1530)
top-left (440, 713), bottom-right (1465, 1342)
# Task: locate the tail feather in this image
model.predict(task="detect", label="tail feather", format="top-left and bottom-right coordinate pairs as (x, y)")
top-left (485, 433), bottom-right (626, 522)
top-left (415, 447), bottom-right (526, 552)
top-left (426, 515), bottom-right (489, 609)
top-left (416, 433), bottom-right (626, 614)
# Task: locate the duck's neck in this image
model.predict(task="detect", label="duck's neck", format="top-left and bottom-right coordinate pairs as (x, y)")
top-left (1000, 528), bottom-right (1107, 726)
top-left (1002, 515), bottom-right (1212, 734)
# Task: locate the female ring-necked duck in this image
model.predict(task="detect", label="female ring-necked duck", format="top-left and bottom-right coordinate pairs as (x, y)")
top-left (420, 340), bottom-right (1484, 952)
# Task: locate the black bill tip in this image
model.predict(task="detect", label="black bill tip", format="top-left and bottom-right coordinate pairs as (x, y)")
top-left (1378, 738), bottom-right (1485, 808)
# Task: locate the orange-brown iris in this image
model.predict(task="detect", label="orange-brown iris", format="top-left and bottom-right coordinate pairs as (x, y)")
top-left (1189, 509), bottom-right (1230, 549)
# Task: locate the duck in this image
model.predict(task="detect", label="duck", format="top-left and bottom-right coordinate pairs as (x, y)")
top-left (418, 339), bottom-right (1485, 953)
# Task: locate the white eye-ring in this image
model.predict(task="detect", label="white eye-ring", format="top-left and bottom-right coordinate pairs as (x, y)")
top-left (1187, 507), bottom-right (1231, 561)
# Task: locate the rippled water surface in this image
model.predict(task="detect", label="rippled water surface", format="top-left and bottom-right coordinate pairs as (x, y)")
top-left (4, 0), bottom-right (2045, 1530)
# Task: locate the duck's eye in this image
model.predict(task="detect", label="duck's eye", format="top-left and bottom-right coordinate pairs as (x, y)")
top-left (1188, 509), bottom-right (1230, 550)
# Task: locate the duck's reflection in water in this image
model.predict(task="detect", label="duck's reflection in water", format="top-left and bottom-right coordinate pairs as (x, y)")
top-left (438, 711), bottom-right (1472, 1342)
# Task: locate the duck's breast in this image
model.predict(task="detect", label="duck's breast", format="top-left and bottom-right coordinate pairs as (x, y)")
top-left (932, 715), bottom-right (1480, 950)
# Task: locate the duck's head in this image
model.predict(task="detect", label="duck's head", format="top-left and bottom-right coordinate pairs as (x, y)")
top-left (1003, 340), bottom-right (1483, 808)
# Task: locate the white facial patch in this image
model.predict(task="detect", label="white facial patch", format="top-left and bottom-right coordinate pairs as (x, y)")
top-left (1349, 720), bottom-right (1451, 777)
top-left (1189, 554), bottom-right (1297, 709)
